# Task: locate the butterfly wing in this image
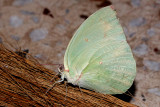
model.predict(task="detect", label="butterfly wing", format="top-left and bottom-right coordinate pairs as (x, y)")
top-left (64, 6), bottom-right (136, 94)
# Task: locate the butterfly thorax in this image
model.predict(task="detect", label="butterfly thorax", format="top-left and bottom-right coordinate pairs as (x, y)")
top-left (63, 70), bottom-right (82, 85)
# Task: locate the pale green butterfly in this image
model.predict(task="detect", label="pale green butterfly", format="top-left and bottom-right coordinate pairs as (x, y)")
top-left (60, 5), bottom-right (136, 94)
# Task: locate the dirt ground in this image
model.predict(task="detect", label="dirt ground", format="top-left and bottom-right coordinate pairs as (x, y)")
top-left (0, 0), bottom-right (160, 106)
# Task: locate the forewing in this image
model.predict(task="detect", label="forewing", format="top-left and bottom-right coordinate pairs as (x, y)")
top-left (64, 6), bottom-right (120, 75)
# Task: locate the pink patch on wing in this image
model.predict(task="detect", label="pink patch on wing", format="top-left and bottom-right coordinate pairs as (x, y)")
top-left (99, 61), bottom-right (103, 64)
top-left (64, 69), bottom-right (69, 72)
top-left (110, 5), bottom-right (114, 10)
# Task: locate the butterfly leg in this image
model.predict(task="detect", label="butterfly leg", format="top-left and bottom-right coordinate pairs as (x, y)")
top-left (45, 68), bottom-right (65, 94)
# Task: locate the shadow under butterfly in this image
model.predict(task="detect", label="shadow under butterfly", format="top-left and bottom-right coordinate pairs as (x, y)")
top-left (113, 81), bottom-right (136, 102)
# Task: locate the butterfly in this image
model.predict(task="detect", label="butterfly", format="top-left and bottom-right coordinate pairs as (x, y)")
top-left (60, 5), bottom-right (136, 94)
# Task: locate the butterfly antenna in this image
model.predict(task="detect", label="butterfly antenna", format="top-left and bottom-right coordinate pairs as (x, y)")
top-left (50, 72), bottom-right (59, 82)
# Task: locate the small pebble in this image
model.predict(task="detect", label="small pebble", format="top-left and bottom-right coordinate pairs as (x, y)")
top-left (156, 0), bottom-right (160, 4)
top-left (29, 28), bottom-right (48, 41)
top-left (56, 24), bottom-right (65, 30)
top-left (57, 53), bottom-right (62, 57)
top-left (141, 94), bottom-right (146, 101)
top-left (43, 8), bottom-right (50, 15)
top-left (62, 50), bottom-right (65, 55)
top-left (31, 16), bottom-right (39, 23)
top-left (129, 17), bottom-right (146, 27)
top-left (10, 16), bottom-right (23, 27)
top-left (147, 28), bottom-right (155, 36)
top-left (129, 32), bottom-right (136, 38)
top-left (11, 35), bottom-right (20, 41)
top-left (13, 0), bottom-right (33, 6)
top-left (64, 19), bottom-right (70, 24)
top-left (123, 27), bottom-right (136, 38)
top-left (34, 54), bottom-right (42, 59)
top-left (56, 41), bottom-right (62, 46)
top-left (123, 27), bottom-right (128, 35)
top-left (141, 37), bottom-right (148, 42)
top-left (54, 24), bottom-right (66, 35)
top-left (57, 50), bottom-right (65, 57)
top-left (65, 9), bottom-right (70, 14)
top-left (0, 37), bottom-right (2, 43)
top-left (131, 0), bottom-right (141, 7)
top-left (154, 48), bottom-right (160, 54)
top-left (133, 44), bottom-right (148, 56)
top-left (148, 88), bottom-right (160, 96)
top-left (20, 10), bottom-right (35, 15)
top-left (155, 21), bottom-right (160, 27)
top-left (143, 60), bottom-right (160, 71)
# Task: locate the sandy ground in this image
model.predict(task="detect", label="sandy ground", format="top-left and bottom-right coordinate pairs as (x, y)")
top-left (0, 0), bottom-right (160, 106)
